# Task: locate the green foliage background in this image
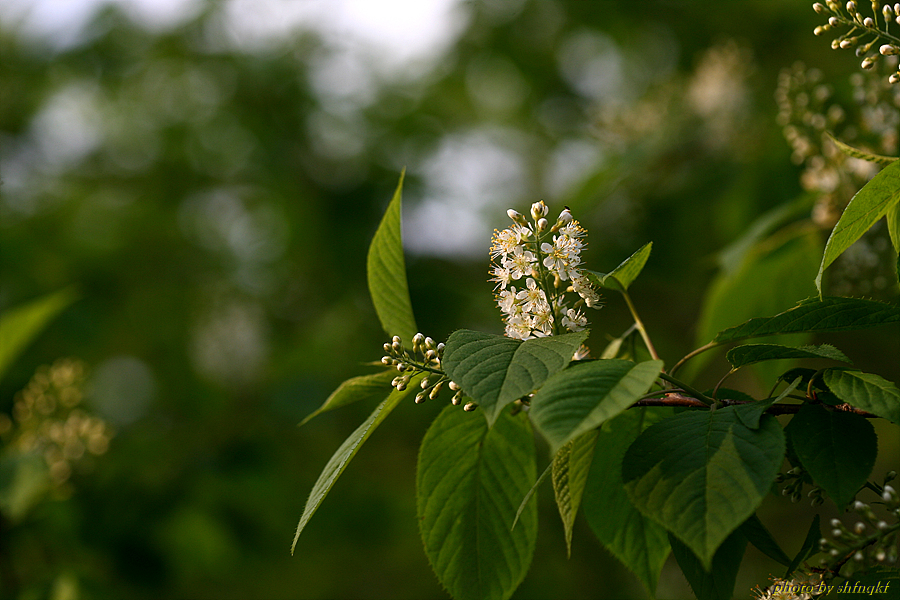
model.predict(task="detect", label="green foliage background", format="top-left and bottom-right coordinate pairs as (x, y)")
top-left (1, 1), bottom-right (898, 598)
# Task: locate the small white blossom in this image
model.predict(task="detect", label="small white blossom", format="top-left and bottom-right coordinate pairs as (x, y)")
top-left (504, 246), bottom-right (536, 280)
top-left (516, 278), bottom-right (549, 313)
top-left (562, 308), bottom-right (588, 332)
top-left (489, 265), bottom-right (513, 290)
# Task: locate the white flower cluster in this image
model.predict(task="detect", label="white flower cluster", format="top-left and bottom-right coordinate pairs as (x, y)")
top-left (489, 201), bottom-right (601, 340)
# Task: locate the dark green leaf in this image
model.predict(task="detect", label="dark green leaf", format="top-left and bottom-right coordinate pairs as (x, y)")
top-left (583, 408), bottom-right (672, 596)
top-left (785, 515), bottom-right (820, 579)
top-left (0, 287), bottom-right (78, 382)
top-left (834, 568), bottom-right (900, 598)
top-left (669, 529), bottom-right (746, 600)
top-left (366, 170), bottom-right (418, 342)
top-left (735, 377), bottom-right (802, 430)
top-left (417, 406), bottom-right (537, 600)
top-left (725, 344), bottom-right (851, 368)
top-left (739, 514), bottom-right (791, 568)
top-left (827, 132), bottom-right (898, 166)
top-left (584, 242), bottom-right (652, 292)
top-left (713, 297), bottom-right (900, 344)
top-left (823, 368), bottom-right (900, 424)
top-left (299, 370), bottom-right (396, 426)
top-left (530, 359), bottom-right (662, 453)
top-left (787, 403), bottom-right (876, 508)
top-left (291, 376), bottom-right (419, 553)
top-left (623, 407), bottom-right (785, 569)
top-left (816, 160), bottom-right (900, 294)
top-left (441, 329), bottom-right (588, 426)
top-left (551, 430), bottom-right (598, 557)
top-left (887, 198), bottom-right (900, 254)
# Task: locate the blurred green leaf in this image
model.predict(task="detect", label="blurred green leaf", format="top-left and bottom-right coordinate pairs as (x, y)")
top-left (816, 160), bottom-right (900, 295)
top-left (739, 514), bottom-right (791, 568)
top-left (417, 406), bottom-right (537, 600)
top-left (785, 515), bottom-right (820, 579)
top-left (529, 359), bottom-right (663, 452)
top-left (0, 287), bottom-right (77, 382)
top-left (366, 170), bottom-right (417, 342)
top-left (826, 132), bottom-right (898, 166)
top-left (669, 529), bottom-right (746, 600)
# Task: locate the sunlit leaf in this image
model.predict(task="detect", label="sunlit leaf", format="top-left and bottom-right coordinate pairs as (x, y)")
top-left (299, 370), bottom-right (396, 426)
top-left (529, 359), bottom-right (663, 452)
top-left (366, 170), bottom-right (418, 342)
top-left (734, 377), bottom-right (802, 430)
top-left (291, 375), bottom-right (420, 553)
top-left (816, 160), bottom-right (900, 294)
top-left (787, 403), bottom-right (876, 509)
top-left (417, 406), bottom-right (537, 600)
top-left (623, 407), bottom-right (785, 570)
top-left (442, 329), bottom-right (587, 426)
top-left (584, 242), bottom-right (652, 292)
top-left (826, 132), bottom-right (898, 166)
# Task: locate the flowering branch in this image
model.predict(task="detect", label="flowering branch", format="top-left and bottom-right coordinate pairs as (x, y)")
top-left (813, 0), bottom-right (900, 83)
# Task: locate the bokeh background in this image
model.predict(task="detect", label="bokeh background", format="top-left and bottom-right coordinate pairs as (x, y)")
top-left (1, 1), bottom-right (898, 598)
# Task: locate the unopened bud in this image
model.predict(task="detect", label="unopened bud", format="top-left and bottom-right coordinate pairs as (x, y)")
top-left (381, 356), bottom-right (391, 365)
top-left (833, 529), bottom-right (844, 538)
top-left (885, 471), bottom-right (897, 482)
top-left (451, 391), bottom-right (463, 405)
top-left (421, 377), bottom-right (430, 389)
top-left (864, 16), bottom-right (875, 26)
top-left (425, 349), bottom-right (436, 361)
top-left (854, 500), bottom-right (867, 510)
top-left (424, 337), bottom-right (435, 350)
top-left (507, 209), bottom-right (523, 222)
top-left (830, 15), bottom-right (841, 24)
top-left (847, 0), bottom-right (858, 12)
top-left (429, 383), bottom-right (442, 399)
top-left (537, 217), bottom-right (549, 231)
top-left (840, 37), bottom-right (856, 48)
top-left (831, 518), bottom-right (843, 528)
top-left (876, 549), bottom-right (887, 562)
top-left (854, 551), bottom-right (864, 562)
top-left (886, 4), bottom-right (895, 17)
top-left (384, 342), bottom-right (392, 354)
top-left (815, 25), bottom-right (830, 34)
top-left (814, 1), bottom-right (827, 11)
top-left (415, 391), bottom-right (427, 404)
top-left (877, 520), bottom-right (889, 530)
top-left (862, 55), bottom-right (877, 68)
top-left (530, 201), bottom-right (548, 220)
top-left (463, 401), bottom-right (477, 412)
top-left (449, 381), bottom-right (460, 391)
top-left (854, 521), bottom-right (866, 534)
top-left (890, 72), bottom-right (900, 84)
top-left (881, 44), bottom-right (900, 55)
top-left (396, 363), bottom-right (406, 372)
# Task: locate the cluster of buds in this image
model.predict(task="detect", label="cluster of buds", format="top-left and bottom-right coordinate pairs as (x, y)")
top-left (381, 333), bottom-right (457, 406)
top-left (818, 474), bottom-right (900, 573)
top-left (489, 201), bottom-right (601, 340)
top-left (813, 1), bottom-right (900, 84)
top-left (775, 466), bottom-right (818, 504)
top-left (752, 572), bottom-right (826, 600)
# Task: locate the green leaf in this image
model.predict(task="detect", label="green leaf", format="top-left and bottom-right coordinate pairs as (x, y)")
top-left (291, 376), bottom-right (418, 553)
top-left (786, 403), bottom-right (876, 509)
top-left (713, 297), bottom-right (900, 344)
top-left (551, 430), bottom-right (598, 558)
top-left (366, 170), bottom-right (418, 342)
top-left (417, 406), bottom-right (537, 600)
top-left (583, 408), bottom-right (672, 597)
top-left (529, 359), bottom-right (663, 453)
top-left (823, 368), bottom-right (900, 424)
top-left (816, 160), bottom-right (900, 294)
top-left (826, 132), bottom-right (898, 166)
top-left (511, 462), bottom-right (551, 532)
top-left (669, 529), bottom-right (746, 600)
top-left (622, 407), bottom-right (785, 570)
top-left (725, 343), bottom-right (851, 368)
top-left (887, 199), bottom-right (900, 254)
top-left (785, 515), bottom-right (820, 579)
top-left (0, 287), bottom-right (78, 382)
top-left (441, 329), bottom-right (588, 427)
top-left (299, 370), bottom-right (397, 426)
top-left (584, 242), bottom-right (652, 292)
top-left (739, 514), bottom-right (791, 568)
top-left (735, 376), bottom-right (802, 430)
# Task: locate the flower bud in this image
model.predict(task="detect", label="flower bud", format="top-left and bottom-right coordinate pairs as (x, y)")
top-left (832, 38), bottom-right (842, 49)
top-left (413, 332), bottom-right (425, 351)
top-left (396, 381), bottom-right (407, 391)
top-left (862, 55), bottom-right (877, 68)
top-left (425, 349), bottom-right (436, 361)
top-left (854, 521), bottom-right (866, 534)
top-left (382, 356), bottom-right (392, 365)
top-left (864, 16), bottom-right (874, 26)
top-left (886, 4), bottom-right (895, 17)
top-left (530, 201), bottom-right (548, 220)
top-left (813, 1), bottom-right (827, 12)
top-left (421, 377), bottom-right (430, 389)
top-left (429, 383), bottom-right (442, 399)
top-left (885, 470), bottom-right (897, 482)
top-left (854, 551), bottom-right (864, 562)
top-left (449, 381), bottom-right (460, 391)
top-left (876, 549), bottom-right (887, 562)
top-left (384, 342), bottom-right (392, 354)
top-left (832, 529), bottom-right (843, 538)
top-left (890, 72), bottom-right (900, 84)
top-left (840, 37), bottom-right (856, 49)
top-left (881, 44), bottom-right (899, 55)
top-left (853, 500), bottom-right (867, 510)
top-left (396, 363), bottom-right (406, 372)
top-left (424, 337), bottom-right (435, 350)
top-left (451, 391), bottom-right (462, 405)
top-left (895, 14), bottom-right (900, 24)
top-left (507, 209), bottom-right (523, 222)
top-left (537, 217), bottom-right (549, 231)
top-left (436, 342), bottom-right (445, 354)
top-left (847, 0), bottom-right (857, 12)
top-left (877, 520), bottom-right (889, 530)
top-left (831, 518), bottom-right (842, 528)
top-left (392, 340), bottom-right (402, 354)
top-left (463, 401), bottom-right (477, 411)
top-left (415, 391), bottom-right (427, 404)
top-left (830, 15), bottom-right (840, 24)
top-left (895, 2), bottom-right (900, 14)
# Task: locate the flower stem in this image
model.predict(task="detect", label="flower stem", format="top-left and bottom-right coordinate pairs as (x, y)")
top-left (621, 290), bottom-right (659, 361)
